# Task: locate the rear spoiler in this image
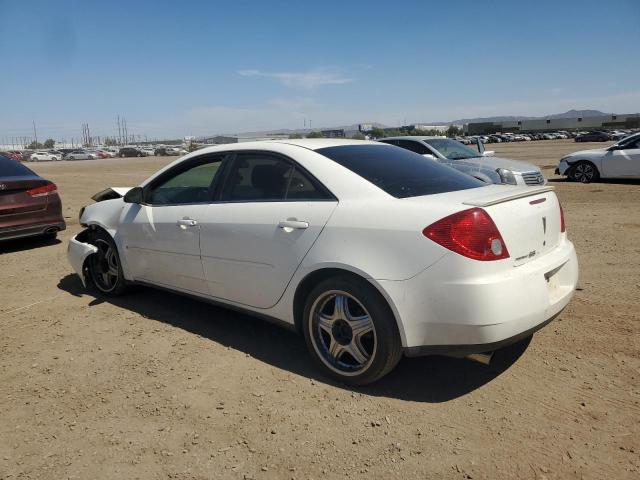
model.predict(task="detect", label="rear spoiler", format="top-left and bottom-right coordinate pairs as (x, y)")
top-left (91, 187), bottom-right (133, 202)
top-left (463, 186), bottom-right (554, 207)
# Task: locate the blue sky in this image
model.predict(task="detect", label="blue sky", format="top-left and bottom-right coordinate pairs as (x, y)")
top-left (1, 0), bottom-right (639, 140)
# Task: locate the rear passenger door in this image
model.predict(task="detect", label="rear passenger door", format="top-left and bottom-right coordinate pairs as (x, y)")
top-left (198, 151), bottom-right (338, 308)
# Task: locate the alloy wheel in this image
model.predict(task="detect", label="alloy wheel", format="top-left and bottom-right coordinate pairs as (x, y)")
top-left (573, 163), bottom-right (594, 183)
top-left (309, 290), bottom-right (377, 376)
top-left (90, 239), bottom-right (120, 292)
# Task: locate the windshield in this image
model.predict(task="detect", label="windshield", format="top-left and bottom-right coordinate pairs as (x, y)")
top-left (316, 144), bottom-right (484, 199)
top-left (423, 138), bottom-right (480, 160)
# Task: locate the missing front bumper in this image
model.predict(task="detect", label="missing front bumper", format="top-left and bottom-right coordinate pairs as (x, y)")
top-left (67, 233), bottom-right (98, 287)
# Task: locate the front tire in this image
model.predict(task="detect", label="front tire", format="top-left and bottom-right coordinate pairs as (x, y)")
top-left (87, 229), bottom-right (127, 296)
top-left (569, 161), bottom-right (599, 183)
top-left (302, 276), bottom-right (402, 385)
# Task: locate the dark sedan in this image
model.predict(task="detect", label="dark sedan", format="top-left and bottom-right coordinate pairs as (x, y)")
top-left (575, 131), bottom-right (610, 142)
top-left (118, 147), bottom-right (145, 157)
top-left (0, 155), bottom-right (65, 241)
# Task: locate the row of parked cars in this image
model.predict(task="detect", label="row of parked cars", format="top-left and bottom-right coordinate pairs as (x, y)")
top-left (0, 145), bottom-right (188, 162)
top-left (457, 129), bottom-right (637, 145)
top-left (8, 131), bottom-right (638, 383)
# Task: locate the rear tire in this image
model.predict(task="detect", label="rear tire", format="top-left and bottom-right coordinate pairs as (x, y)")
top-left (302, 275), bottom-right (402, 385)
top-left (569, 161), bottom-right (599, 183)
top-left (87, 229), bottom-right (127, 296)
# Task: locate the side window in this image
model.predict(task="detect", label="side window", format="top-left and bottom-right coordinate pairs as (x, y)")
top-left (146, 157), bottom-right (223, 205)
top-left (397, 140), bottom-right (430, 155)
top-left (220, 153), bottom-right (332, 202)
top-left (222, 154), bottom-right (293, 201)
top-left (287, 167), bottom-right (331, 200)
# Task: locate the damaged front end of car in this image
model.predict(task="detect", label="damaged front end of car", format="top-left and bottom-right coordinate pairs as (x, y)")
top-left (67, 186), bottom-right (132, 287)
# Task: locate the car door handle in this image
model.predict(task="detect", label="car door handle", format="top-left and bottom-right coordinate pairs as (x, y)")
top-left (177, 218), bottom-right (198, 228)
top-left (278, 220), bottom-right (309, 230)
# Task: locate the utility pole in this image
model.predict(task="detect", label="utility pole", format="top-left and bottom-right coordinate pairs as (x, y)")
top-left (32, 121), bottom-right (38, 147)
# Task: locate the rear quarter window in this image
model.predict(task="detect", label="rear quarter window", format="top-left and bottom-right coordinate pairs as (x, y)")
top-left (316, 144), bottom-right (484, 198)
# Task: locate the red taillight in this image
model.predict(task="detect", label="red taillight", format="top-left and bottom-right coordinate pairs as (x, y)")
top-left (559, 203), bottom-right (566, 233)
top-left (26, 183), bottom-right (57, 197)
top-left (423, 208), bottom-right (510, 261)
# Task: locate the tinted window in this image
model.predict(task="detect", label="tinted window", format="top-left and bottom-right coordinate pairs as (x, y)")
top-left (397, 140), bottom-right (431, 155)
top-left (147, 158), bottom-right (223, 205)
top-left (316, 144), bottom-right (484, 198)
top-left (222, 154), bottom-right (292, 201)
top-left (0, 157), bottom-right (36, 177)
top-left (287, 167), bottom-right (331, 200)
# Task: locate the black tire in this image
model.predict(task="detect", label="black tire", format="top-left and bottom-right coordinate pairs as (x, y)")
top-left (120, 153), bottom-right (125, 158)
top-left (137, 152), bottom-right (142, 157)
top-left (42, 231), bottom-right (57, 241)
top-left (569, 161), bottom-right (599, 184)
top-left (302, 275), bottom-right (402, 385)
top-left (87, 229), bottom-right (127, 296)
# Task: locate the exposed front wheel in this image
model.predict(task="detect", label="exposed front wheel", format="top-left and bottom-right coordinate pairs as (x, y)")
top-left (87, 230), bottom-right (127, 296)
top-left (303, 276), bottom-right (402, 385)
top-left (569, 161), bottom-right (599, 183)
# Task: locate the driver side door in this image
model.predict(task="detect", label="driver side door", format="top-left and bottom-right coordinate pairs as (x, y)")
top-left (119, 154), bottom-right (227, 294)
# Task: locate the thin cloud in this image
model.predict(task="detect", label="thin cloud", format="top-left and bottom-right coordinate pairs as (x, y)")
top-left (237, 68), bottom-right (353, 89)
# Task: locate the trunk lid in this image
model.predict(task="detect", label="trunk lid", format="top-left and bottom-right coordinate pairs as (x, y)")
top-left (0, 176), bottom-right (50, 216)
top-left (464, 186), bottom-right (562, 266)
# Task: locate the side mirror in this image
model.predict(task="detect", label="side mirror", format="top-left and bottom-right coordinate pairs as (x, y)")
top-left (476, 138), bottom-right (485, 155)
top-left (123, 186), bottom-right (144, 204)
top-left (422, 153), bottom-right (438, 160)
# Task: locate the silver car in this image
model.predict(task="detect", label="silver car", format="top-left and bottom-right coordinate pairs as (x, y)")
top-left (380, 136), bottom-right (545, 186)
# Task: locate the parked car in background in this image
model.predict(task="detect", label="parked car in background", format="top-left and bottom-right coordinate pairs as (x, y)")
top-left (556, 132), bottom-right (640, 183)
top-left (0, 154), bottom-right (65, 241)
top-left (67, 139), bottom-right (577, 385)
top-left (65, 150), bottom-right (96, 160)
top-left (379, 136), bottom-right (546, 186)
top-left (154, 147), bottom-right (170, 156)
top-left (575, 131), bottom-right (610, 142)
top-left (118, 147), bottom-right (145, 158)
top-left (30, 151), bottom-right (60, 162)
top-left (141, 148), bottom-right (155, 157)
top-left (609, 131), bottom-right (628, 141)
top-left (0, 151), bottom-right (21, 161)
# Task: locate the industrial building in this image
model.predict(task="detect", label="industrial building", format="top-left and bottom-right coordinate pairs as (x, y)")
top-left (464, 113), bottom-right (640, 135)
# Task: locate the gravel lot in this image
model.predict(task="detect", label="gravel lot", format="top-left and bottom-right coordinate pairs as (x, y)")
top-left (1, 140), bottom-right (638, 479)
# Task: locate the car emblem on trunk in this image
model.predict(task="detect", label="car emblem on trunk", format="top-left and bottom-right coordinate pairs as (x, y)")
top-left (0, 183), bottom-right (6, 190)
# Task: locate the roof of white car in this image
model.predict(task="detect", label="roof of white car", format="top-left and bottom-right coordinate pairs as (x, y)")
top-left (379, 136), bottom-right (444, 141)
top-left (192, 138), bottom-right (380, 156)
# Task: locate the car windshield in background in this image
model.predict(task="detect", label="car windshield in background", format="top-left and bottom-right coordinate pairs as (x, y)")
top-left (316, 144), bottom-right (484, 198)
top-left (0, 157), bottom-right (36, 177)
top-left (423, 139), bottom-right (480, 160)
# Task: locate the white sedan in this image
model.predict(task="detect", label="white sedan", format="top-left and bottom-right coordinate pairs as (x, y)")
top-left (67, 139), bottom-right (578, 384)
top-left (30, 151), bottom-right (60, 161)
top-left (556, 132), bottom-right (640, 182)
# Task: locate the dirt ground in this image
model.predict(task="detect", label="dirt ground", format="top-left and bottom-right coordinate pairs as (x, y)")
top-left (1, 139), bottom-right (638, 479)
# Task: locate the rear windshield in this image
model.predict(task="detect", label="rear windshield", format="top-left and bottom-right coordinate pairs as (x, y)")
top-left (316, 144), bottom-right (484, 198)
top-left (0, 157), bottom-right (36, 177)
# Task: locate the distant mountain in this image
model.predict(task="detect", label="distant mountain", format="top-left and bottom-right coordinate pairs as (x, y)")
top-left (427, 110), bottom-right (610, 126)
top-left (209, 110), bottom-right (615, 138)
